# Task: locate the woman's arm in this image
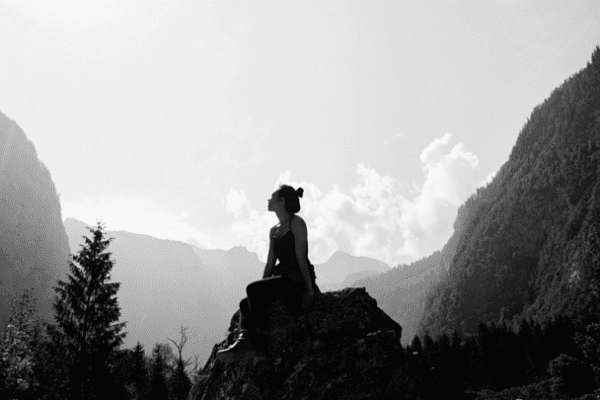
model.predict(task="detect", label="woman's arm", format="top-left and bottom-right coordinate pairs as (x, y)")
top-left (291, 217), bottom-right (313, 292)
top-left (262, 227), bottom-right (276, 278)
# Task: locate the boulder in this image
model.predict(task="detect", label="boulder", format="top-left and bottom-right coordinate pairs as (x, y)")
top-left (190, 287), bottom-right (407, 400)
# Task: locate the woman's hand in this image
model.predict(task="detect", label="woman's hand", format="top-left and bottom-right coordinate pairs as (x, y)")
top-left (301, 289), bottom-right (315, 311)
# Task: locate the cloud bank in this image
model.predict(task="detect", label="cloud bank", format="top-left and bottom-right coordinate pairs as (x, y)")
top-left (228, 133), bottom-right (482, 266)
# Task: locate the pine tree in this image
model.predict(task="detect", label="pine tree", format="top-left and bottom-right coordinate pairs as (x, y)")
top-left (149, 344), bottom-right (170, 400)
top-left (131, 342), bottom-right (150, 400)
top-left (53, 221), bottom-right (126, 399)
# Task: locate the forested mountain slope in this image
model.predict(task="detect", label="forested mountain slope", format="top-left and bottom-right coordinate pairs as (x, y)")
top-left (418, 47), bottom-right (600, 338)
top-left (0, 111), bottom-right (70, 323)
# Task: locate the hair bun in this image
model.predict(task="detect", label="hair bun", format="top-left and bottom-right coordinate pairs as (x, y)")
top-left (296, 188), bottom-right (304, 198)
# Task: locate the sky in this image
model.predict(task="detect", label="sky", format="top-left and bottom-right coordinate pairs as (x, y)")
top-left (1, 0), bottom-right (599, 266)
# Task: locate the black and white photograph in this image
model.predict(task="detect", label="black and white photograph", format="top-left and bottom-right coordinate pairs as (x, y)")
top-left (1, 1), bottom-right (599, 399)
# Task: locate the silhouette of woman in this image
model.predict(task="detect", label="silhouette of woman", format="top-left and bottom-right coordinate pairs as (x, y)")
top-left (216, 184), bottom-right (320, 363)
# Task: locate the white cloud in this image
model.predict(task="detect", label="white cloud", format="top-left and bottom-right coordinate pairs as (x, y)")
top-left (227, 133), bottom-right (482, 266)
top-left (225, 188), bottom-right (251, 218)
top-left (420, 132), bottom-right (453, 164)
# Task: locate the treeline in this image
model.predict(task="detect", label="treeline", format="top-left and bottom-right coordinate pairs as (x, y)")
top-left (403, 314), bottom-right (600, 399)
top-left (0, 222), bottom-right (197, 399)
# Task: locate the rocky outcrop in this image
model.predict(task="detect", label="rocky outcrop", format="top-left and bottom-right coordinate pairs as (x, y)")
top-left (191, 287), bottom-right (408, 400)
top-left (0, 111), bottom-right (70, 323)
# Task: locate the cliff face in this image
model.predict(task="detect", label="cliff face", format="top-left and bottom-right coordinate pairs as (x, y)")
top-left (0, 111), bottom-right (70, 322)
top-left (191, 288), bottom-right (409, 400)
top-left (418, 47), bottom-right (600, 337)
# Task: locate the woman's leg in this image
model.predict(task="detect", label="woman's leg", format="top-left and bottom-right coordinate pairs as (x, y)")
top-left (216, 277), bottom-right (300, 362)
top-left (239, 297), bottom-right (252, 331)
top-left (245, 276), bottom-right (301, 330)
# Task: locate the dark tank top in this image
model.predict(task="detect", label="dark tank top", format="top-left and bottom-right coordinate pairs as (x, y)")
top-left (272, 215), bottom-right (320, 293)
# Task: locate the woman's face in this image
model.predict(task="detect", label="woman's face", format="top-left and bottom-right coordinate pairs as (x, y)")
top-left (267, 191), bottom-right (283, 211)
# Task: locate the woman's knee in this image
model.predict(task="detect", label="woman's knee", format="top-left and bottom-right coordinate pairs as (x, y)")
top-left (240, 297), bottom-right (250, 309)
top-left (246, 276), bottom-right (279, 296)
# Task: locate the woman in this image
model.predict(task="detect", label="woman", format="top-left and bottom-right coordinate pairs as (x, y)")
top-left (216, 184), bottom-right (320, 363)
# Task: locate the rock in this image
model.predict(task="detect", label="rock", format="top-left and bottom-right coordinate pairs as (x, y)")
top-left (190, 287), bottom-right (405, 400)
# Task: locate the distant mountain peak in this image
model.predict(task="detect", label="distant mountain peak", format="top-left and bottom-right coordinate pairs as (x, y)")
top-left (328, 250), bottom-right (355, 263)
top-left (227, 245), bottom-right (251, 253)
top-left (327, 250), bottom-right (389, 271)
top-left (222, 245), bottom-right (260, 265)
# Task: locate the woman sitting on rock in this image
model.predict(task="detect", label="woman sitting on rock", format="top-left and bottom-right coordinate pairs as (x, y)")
top-left (216, 184), bottom-right (321, 363)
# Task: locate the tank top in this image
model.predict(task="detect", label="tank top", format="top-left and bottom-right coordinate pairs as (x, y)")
top-left (272, 215), bottom-right (320, 293)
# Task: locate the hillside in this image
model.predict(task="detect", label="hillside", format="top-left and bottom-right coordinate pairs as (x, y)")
top-left (0, 111), bottom-right (70, 323)
top-left (418, 47), bottom-right (600, 338)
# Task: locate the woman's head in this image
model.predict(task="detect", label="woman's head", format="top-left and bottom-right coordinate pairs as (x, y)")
top-left (273, 184), bottom-right (304, 214)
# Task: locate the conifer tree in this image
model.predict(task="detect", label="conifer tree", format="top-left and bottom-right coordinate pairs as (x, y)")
top-left (53, 221), bottom-right (126, 399)
top-left (131, 342), bottom-right (149, 399)
top-left (149, 343), bottom-right (170, 400)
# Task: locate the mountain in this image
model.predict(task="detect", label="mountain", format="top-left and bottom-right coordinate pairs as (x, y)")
top-left (191, 247), bottom-right (228, 266)
top-left (65, 218), bottom-right (208, 295)
top-left (191, 288), bottom-right (409, 400)
top-left (0, 111), bottom-right (70, 323)
top-left (192, 245), bottom-right (264, 306)
top-left (418, 46), bottom-right (600, 338)
top-left (314, 250), bottom-right (390, 291)
top-left (340, 269), bottom-right (387, 288)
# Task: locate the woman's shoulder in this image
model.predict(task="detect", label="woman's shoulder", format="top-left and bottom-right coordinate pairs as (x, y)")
top-left (289, 214), bottom-right (307, 230)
